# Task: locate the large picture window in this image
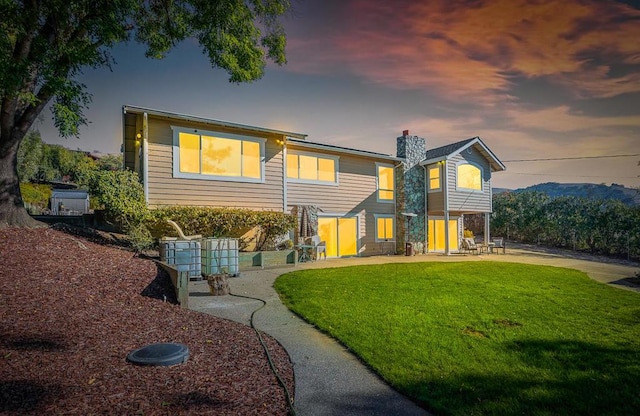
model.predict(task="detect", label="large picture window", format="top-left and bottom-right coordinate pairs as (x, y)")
top-left (377, 163), bottom-right (395, 202)
top-left (286, 152), bottom-right (338, 184)
top-left (457, 163), bottom-right (482, 190)
top-left (173, 127), bottom-right (265, 182)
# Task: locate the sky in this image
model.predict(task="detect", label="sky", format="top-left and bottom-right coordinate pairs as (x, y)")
top-left (36, 0), bottom-right (640, 190)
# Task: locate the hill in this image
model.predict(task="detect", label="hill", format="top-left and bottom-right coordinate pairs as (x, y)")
top-left (501, 182), bottom-right (639, 206)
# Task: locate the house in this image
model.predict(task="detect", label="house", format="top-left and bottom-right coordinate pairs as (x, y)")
top-left (122, 105), bottom-right (504, 256)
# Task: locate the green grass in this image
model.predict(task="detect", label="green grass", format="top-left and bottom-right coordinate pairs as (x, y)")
top-left (274, 262), bottom-right (640, 415)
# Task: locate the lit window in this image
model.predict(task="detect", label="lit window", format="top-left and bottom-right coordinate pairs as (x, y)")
top-left (179, 133), bottom-right (200, 174)
top-left (375, 215), bottom-right (394, 241)
top-left (287, 152), bottom-right (338, 184)
top-left (429, 166), bottom-right (441, 190)
top-left (173, 128), bottom-right (265, 182)
top-left (457, 163), bottom-right (482, 190)
top-left (377, 164), bottom-right (394, 201)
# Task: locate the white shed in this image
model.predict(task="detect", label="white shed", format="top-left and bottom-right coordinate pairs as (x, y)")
top-left (50, 189), bottom-right (90, 215)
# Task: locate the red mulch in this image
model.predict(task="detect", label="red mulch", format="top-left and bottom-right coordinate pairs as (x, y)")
top-left (0, 227), bottom-right (294, 415)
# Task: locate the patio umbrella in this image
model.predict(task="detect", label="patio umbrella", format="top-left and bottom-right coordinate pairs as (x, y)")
top-left (299, 206), bottom-right (314, 240)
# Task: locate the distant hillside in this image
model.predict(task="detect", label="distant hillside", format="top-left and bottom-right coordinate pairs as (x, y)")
top-left (508, 183), bottom-right (639, 206)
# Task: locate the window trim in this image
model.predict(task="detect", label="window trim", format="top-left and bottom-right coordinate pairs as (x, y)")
top-left (376, 162), bottom-right (395, 203)
top-left (171, 126), bottom-right (266, 183)
top-left (428, 164), bottom-right (442, 193)
top-left (286, 150), bottom-right (339, 186)
top-left (456, 161), bottom-right (484, 192)
top-left (374, 214), bottom-right (395, 242)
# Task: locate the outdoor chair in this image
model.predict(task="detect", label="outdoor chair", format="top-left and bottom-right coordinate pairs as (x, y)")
top-left (491, 237), bottom-right (506, 254)
top-left (461, 237), bottom-right (481, 255)
top-left (305, 235), bottom-right (327, 260)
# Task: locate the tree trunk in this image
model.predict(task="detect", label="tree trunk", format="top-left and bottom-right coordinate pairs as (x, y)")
top-left (0, 136), bottom-right (44, 228)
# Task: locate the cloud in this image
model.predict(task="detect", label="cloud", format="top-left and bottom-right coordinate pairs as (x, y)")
top-left (286, 0), bottom-right (640, 102)
top-left (504, 105), bottom-right (640, 132)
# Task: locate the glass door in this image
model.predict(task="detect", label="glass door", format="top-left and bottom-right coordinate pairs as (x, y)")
top-left (318, 217), bottom-right (358, 257)
top-left (428, 219), bottom-right (459, 252)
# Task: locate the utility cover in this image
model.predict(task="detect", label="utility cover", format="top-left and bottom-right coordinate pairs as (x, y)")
top-left (127, 343), bottom-right (189, 366)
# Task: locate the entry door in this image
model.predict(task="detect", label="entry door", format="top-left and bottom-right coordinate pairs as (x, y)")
top-left (318, 217), bottom-right (358, 257)
top-left (428, 219), bottom-right (459, 252)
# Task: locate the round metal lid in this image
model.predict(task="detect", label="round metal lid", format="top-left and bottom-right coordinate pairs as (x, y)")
top-left (126, 343), bottom-right (189, 366)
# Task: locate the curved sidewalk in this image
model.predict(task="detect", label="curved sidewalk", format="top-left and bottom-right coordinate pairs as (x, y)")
top-left (187, 248), bottom-right (638, 416)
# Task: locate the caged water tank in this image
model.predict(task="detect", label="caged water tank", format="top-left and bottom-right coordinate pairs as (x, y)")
top-left (201, 238), bottom-right (240, 277)
top-left (159, 239), bottom-right (202, 280)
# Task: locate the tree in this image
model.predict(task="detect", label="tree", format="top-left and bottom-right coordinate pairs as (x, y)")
top-left (16, 129), bottom-right (43, 182)
top-left (0, 0), bottom-right (291, 227)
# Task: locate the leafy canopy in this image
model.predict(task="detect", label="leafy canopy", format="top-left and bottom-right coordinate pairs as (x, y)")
top-left (0, 0), bottom-right (291, 138)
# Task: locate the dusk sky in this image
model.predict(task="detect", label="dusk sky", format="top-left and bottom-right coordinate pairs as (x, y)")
top-left (36, 0), bottom-right (640, 190)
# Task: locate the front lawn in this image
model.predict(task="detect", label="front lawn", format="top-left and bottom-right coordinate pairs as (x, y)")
top-left (274, 262), bottom-right (640, 415)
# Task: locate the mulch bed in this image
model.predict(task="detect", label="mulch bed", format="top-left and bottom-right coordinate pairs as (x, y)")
top-left (0, 227), bottom-right (294, 415)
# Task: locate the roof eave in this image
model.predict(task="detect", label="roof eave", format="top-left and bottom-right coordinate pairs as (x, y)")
top-left (122, 105), bottom-right (308, 140)
top-left (421, 137), bottom-right (506, 172)
top-left (287, 138), bottom-right (403, 162)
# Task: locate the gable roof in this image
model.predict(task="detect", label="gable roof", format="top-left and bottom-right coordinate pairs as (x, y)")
top-left (287, 138), bottom-right (402, 162)
top-left (123, 105), bottom-right (308, 140)
top-left (422, 137), bottom-right (506, 172)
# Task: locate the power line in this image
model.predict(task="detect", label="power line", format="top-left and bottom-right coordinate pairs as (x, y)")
top-left (507, 172), bottom-right (638, 179)
top-left (504, 153), bottom-right (640, 162)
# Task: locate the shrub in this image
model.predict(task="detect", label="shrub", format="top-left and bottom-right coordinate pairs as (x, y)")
top-left (20, 183), bottom-right (52, 207)
top-left (126, 223), bottom-right (155, 253)
top-left (148, 206), bottom-right (296, 251)
top-left (88, 170), bottom-right (148, 231)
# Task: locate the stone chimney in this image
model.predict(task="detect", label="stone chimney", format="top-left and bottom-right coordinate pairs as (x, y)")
top-left (396, 130), bottom-right (426, 254)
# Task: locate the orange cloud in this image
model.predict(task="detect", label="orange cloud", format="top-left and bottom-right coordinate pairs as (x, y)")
top-left (504, 105), bottom-right (640, 132)
top-left (286, 0), bottom-right (640, 102)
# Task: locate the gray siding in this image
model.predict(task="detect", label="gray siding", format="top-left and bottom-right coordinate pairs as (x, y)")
top-left (144, 117), bottom-right (285, 211)
top-left (445, 147), bottom-right (493, 213)
top-left (426, 163), bottom-right (445, 214)
top-left (286, 147), bottom-right (396, 256)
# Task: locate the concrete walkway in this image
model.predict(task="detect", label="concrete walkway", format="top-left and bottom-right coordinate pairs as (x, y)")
top-left (188, 247), bottom-right (639, 416)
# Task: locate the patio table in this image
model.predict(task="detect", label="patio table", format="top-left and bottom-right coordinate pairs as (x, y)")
top-left (295, 244), bottom-right (315, 262)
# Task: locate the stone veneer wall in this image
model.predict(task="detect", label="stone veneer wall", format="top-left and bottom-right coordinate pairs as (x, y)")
top-left (396, 133), bottom-right (426, 254)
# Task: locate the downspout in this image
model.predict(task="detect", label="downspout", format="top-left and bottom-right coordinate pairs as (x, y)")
top-left (423, 165), bottom-right (428, 253)
top-left (282, 139), bottom-right (287, 213)
top-left (485, 175), bottom-right (492, 244)
top-left (142, 112), bottom-right (149, 204)
top-left (443, 160), bottom-right (450, 255)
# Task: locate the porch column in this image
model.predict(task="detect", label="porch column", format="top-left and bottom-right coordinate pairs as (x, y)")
top-left (484, 212), bottom-right (490, 244)
top-left (444, 211), bottom-right (451, 255)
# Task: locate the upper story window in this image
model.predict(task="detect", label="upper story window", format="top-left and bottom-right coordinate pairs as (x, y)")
top-left (428, 165), bottom-right (441, 191)
top-left (377, 163), bottom-right (395, 202)
top-left (457, 163), bottom-right (482, 190)
top-left (287, 151), bottom-right (338, 184)
top-left (173, 127), bottom-right (265, 182)
top-left (375, 215), bottom-right (395, 242)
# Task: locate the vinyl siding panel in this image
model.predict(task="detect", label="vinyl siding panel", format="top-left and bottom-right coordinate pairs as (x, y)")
top-left (287, 148), bottom-right (396, 256)
top-left (446, 148), bottom-right (492, 213)
top-left (144, 117), bottom-right (285, 211)
top-left (426, 163), bottom-right (445, 214)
